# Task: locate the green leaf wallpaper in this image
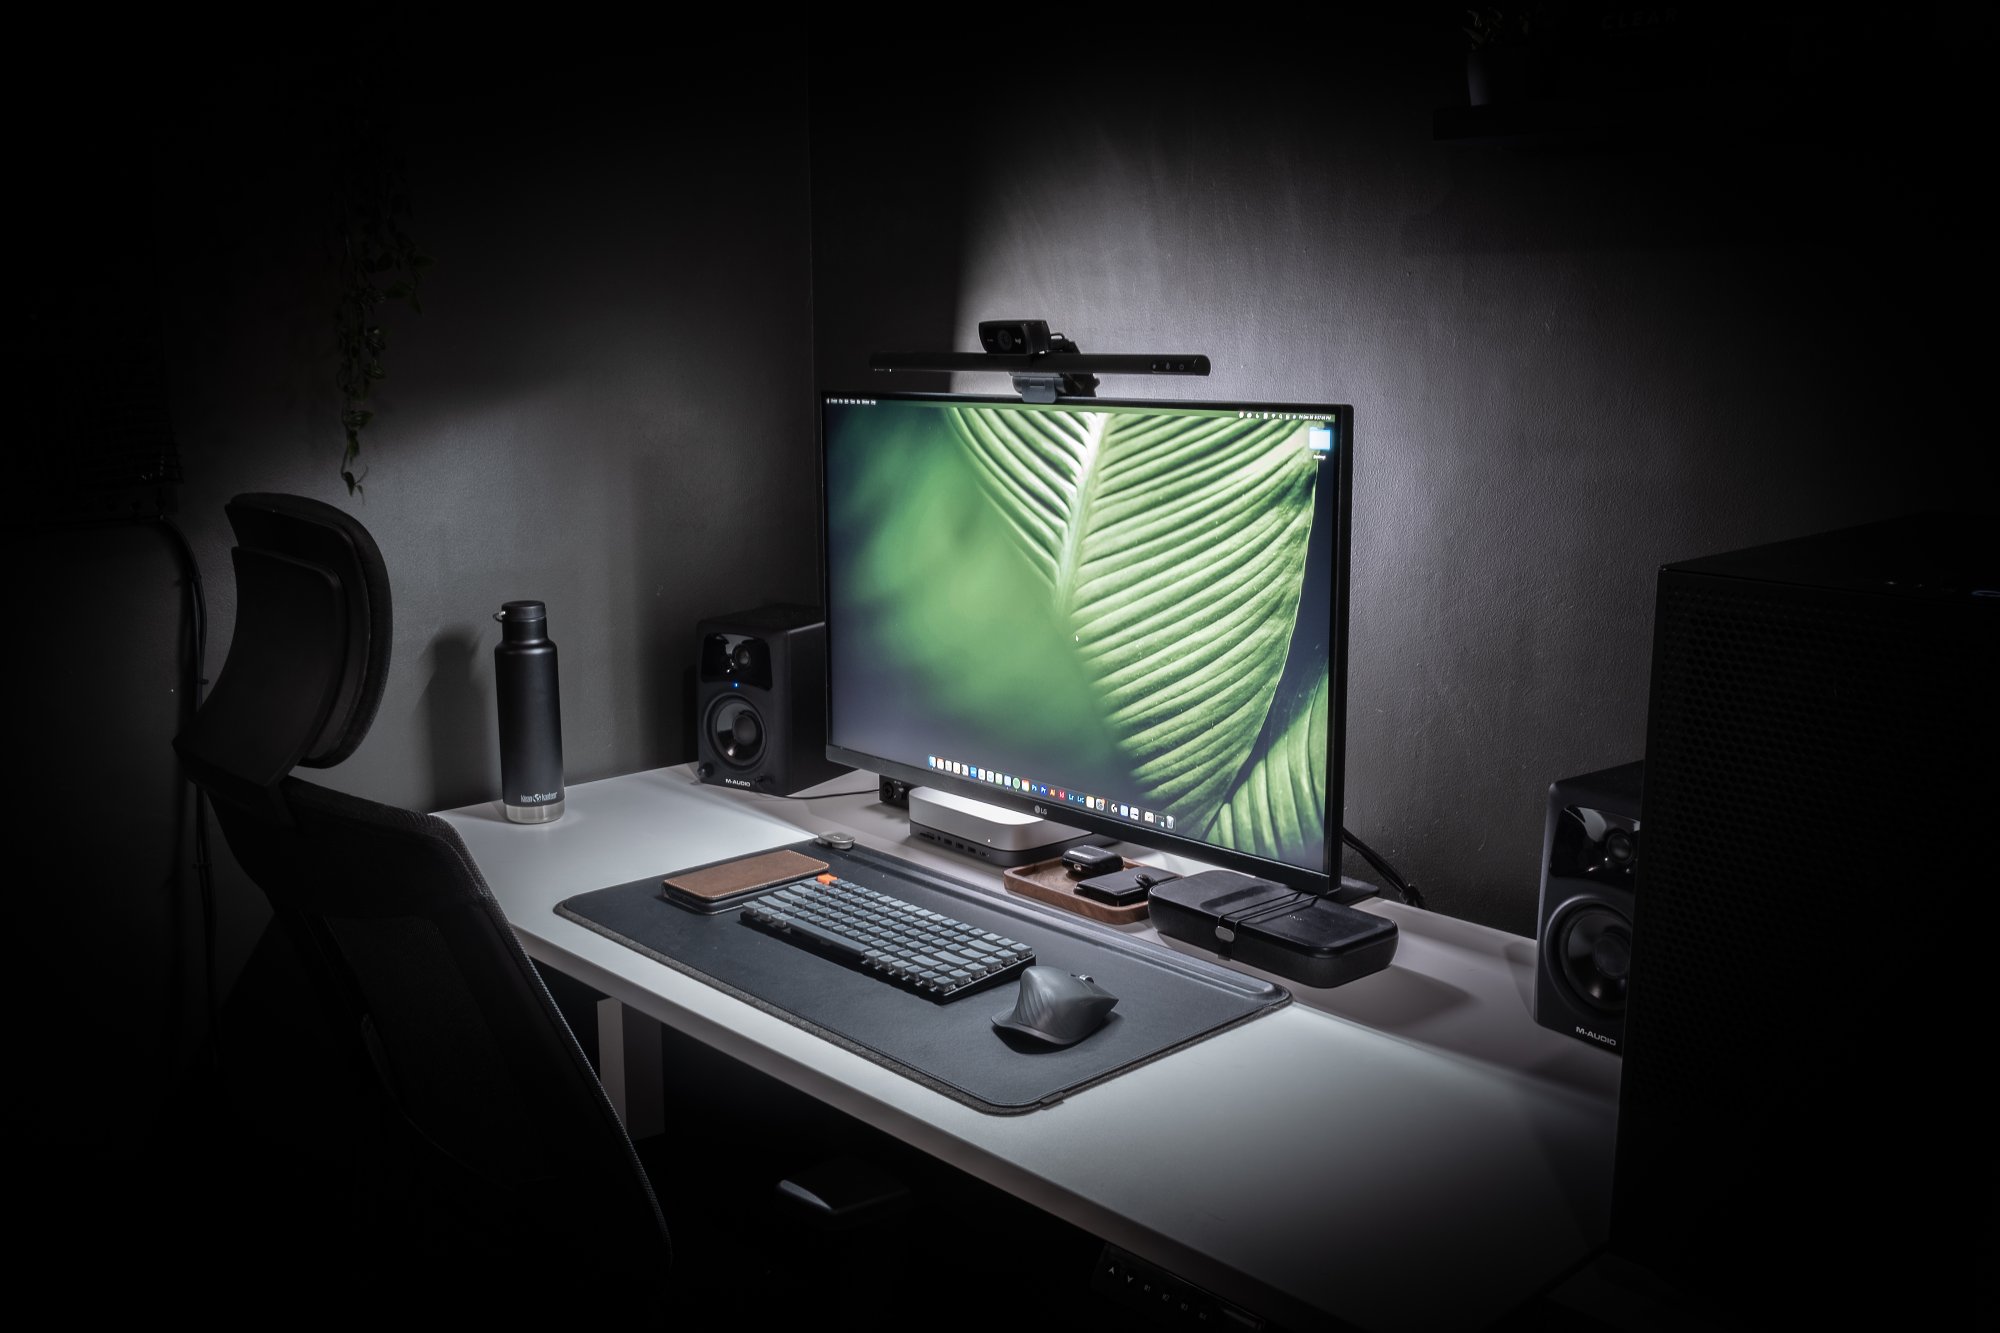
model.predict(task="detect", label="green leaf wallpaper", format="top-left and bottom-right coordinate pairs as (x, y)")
top-left (1206, 665), bottom-right (1328, 864)
top-left (947, 404), bottom-right (1318, 836)
top-left (828, 398), bottom-right (1329, 863)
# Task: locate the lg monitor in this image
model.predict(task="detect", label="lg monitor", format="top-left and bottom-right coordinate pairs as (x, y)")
top-left (819, 390), bottom-right (1351, 897)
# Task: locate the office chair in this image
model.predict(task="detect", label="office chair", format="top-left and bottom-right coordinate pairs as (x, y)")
top-left (172, 493), bottom-right (673, 1322)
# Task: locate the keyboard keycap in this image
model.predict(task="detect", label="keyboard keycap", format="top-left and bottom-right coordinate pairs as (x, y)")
top-left (740, 876), bottom-right (1035, 1002)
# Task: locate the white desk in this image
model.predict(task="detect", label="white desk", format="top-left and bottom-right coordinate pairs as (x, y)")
top-left (438, 765), bottom-right (1621, 1333)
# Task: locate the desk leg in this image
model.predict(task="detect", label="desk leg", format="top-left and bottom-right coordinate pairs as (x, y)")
top-left (595, 999), bottom-right (665, 1139)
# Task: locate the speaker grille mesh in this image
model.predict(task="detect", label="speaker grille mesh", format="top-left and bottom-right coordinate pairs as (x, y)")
top-left (1625, 582), bottom-right (1939, 1084)
top-left (1614, 563), bottom-right (1993, 1317)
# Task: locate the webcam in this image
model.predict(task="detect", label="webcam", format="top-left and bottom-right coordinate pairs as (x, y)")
top-left (979, 320), bottom-right (1053, 357)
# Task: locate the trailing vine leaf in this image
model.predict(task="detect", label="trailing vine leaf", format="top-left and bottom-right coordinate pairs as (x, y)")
top-left (1203, 665), bottom-right (1328, 865)
top-left (333, 97), bottom-right (431, 495)
top-left (945, 405), bottom-right (1318, 832)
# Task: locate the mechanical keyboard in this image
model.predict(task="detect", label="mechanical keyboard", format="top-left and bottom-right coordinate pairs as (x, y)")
top-left (740, 874), bottom-right (1035, 1001)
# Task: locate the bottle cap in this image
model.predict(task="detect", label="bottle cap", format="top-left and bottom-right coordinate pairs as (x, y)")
top-left (496, 600), bottom-right (547, 623)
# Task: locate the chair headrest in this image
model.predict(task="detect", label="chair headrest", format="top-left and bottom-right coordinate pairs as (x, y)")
top-left (174, 493), bottom-right (392, 810)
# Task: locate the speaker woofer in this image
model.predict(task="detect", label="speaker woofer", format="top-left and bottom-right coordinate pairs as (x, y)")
top-left (705, 695), bottom-right (766, 768)
top-left (1554, 902), bottom-right (1631, 1014)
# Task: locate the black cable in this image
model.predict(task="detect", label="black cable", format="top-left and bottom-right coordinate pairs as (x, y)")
top-left (159, 515), bottom-right (219, 1071)
top-left (1342, 827), bottom-right (1423, 910)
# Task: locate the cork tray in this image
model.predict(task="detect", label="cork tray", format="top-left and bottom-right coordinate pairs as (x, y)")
top-left (1003, 855), bottom-right (1159, 924)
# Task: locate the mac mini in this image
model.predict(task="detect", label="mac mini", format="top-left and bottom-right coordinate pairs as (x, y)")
top-left (905, 787), bottom-right (1099, 867)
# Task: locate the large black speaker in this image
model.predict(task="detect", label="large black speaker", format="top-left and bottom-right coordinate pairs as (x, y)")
top-left (1533, 761), bottom-right (1641, 1055)
top-left (693, 604), bottom-right (850, 796)
top-left (1610, 513), bottom-right (1996, 1327)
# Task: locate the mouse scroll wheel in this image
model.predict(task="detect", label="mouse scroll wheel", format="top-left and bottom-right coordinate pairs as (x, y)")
top-left (1075, 974), bottom-right (1093, 984)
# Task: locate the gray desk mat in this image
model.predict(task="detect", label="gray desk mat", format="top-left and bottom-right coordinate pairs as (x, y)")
top-left (555, 841), bottom-right (1290, 1115)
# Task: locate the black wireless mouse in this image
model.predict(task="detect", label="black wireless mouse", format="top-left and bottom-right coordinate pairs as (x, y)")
top-left (992, 966), bottom-right (1119, 1047)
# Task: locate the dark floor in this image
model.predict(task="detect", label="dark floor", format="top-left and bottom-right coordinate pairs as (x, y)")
top-left (33, 1048), bottom-right (1736, 1332)
top-left (29, 979), bottom-right (1160, 1329)
top-left (44, 1057), bottom-right (1682, 1332)
top-left (631, 1023), bottom-right (1173, 1331)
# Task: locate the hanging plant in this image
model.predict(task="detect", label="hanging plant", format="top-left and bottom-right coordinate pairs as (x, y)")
top-left (1461, 6), bottom-right (1534, 49)
top-left (333, 105), bottom-right (432, 495)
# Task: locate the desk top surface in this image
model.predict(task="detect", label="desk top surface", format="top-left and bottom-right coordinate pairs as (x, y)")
top-left (438, 766), bottom-right (1621, 1333)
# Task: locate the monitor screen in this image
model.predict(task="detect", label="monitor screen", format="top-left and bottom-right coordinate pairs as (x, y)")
top-left (820, 390), bottom-right (1351, 894)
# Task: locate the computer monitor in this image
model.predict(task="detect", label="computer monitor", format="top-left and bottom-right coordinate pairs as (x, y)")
top-left (819, 390), bottom-right (1351, 896)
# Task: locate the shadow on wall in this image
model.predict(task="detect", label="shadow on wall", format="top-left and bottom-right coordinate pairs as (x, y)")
top-left (424, 627), bottom-right (497, 813)
top-left (614, 402), bottom-right (825, 775)
top-left (806, 19), bottom-right (973, 395)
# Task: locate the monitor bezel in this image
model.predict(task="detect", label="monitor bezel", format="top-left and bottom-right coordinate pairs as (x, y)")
top-left (817, 388), bottom-right (1352, 896)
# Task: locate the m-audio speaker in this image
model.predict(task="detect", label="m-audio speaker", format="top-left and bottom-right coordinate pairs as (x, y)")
top-left (694, 604), bottom-right (850, 796)
top-left (1533, 760), bottom-right (1641, 1056)
top-left (1608, 512), bottom-right (1996, 1328)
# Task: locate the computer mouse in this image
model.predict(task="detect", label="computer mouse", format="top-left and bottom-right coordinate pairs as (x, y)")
top-left (992, 966), bottom-right (1119, 1047)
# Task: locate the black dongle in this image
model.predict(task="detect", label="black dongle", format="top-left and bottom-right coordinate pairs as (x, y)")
top-left (1077, 867), bottom-right (1179, 907)
top-left (1061, 844), bottom-right (1122, 877)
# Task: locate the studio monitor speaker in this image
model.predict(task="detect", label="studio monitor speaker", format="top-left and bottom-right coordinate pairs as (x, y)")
top-left (1533, 760), bottom-right (1641, 1055)
top-left (1609, 512), bottom-right (1996, 1327)
top-left (694, 603), bottom-right (850, 797)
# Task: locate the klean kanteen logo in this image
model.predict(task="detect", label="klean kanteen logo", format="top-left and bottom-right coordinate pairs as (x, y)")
top-left (1575, 1026), bottom-right (1618, 1049)
top-left (518, 791), bottom-right (560, 803)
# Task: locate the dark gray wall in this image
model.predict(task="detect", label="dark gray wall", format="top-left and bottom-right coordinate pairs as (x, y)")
top-left (157, 67), bottom-right (818, 816)
top-left (27, 45), bottom-right (816, 1153)
top-left (810, 14), bottom-right (1993, 936)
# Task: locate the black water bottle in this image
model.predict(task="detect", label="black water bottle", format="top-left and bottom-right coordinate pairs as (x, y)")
top-left (494, 600), bottom-right (565, 823)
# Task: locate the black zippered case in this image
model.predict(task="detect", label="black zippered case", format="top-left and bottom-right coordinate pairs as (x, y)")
top-left (1148, 870), bottom-right (1398, 990)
